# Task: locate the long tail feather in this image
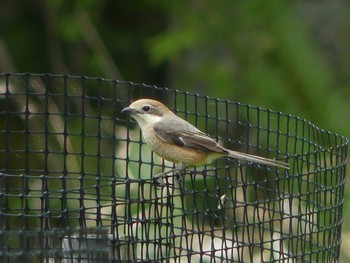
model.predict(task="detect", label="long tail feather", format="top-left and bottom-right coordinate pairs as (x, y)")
top-left (227, 150), bottom-right (289, 169)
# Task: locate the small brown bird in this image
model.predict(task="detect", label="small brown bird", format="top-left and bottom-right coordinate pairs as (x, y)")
top-left (122, 99), bottom-right (289, 178)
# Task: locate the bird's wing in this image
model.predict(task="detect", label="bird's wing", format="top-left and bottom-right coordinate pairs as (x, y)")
top-left (153, 120), bottom-right (227, 154)
top-left (153, 119), bottom-right (289, 169)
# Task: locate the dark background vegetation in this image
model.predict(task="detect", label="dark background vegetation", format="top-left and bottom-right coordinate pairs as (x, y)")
top-left (1, 0), bottom-right (349, 260)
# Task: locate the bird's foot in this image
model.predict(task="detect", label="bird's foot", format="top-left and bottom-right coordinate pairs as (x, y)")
top-left (153, 167), bottom-right (185, 185)
top-left (174, 170), bottom-right (183, 183)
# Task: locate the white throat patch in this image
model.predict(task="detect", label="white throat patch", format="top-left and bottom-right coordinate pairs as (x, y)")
top-left (132, 113), bottom-right (162, 127)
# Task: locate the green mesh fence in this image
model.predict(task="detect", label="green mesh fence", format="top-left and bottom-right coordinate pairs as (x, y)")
top-left (0, 73), bottom-right (347, 262)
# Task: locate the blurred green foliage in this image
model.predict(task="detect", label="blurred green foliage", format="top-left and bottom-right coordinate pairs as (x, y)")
top-left (1, 1), bottom-right (349, 136)
top-left (1, 0), bottom-right (350, 260)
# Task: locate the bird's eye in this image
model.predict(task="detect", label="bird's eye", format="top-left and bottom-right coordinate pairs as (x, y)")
top-left (143, 105), bottom-right (151, 112)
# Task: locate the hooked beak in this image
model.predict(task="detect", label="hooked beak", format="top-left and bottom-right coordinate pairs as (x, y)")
top-left (121, 106), bottom-right (134, 114)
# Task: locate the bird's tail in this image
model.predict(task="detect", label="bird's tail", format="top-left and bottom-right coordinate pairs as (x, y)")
top-left (227, 150), bottom-right (289, 169)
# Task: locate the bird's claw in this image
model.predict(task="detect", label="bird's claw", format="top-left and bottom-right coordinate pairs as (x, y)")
top-left (153, 167), bottom-right (185, 186)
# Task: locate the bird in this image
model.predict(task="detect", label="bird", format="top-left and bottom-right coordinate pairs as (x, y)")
top-left (121, 99), bottom-right (289, 179)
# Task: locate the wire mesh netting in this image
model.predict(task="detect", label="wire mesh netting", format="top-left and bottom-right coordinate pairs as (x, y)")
top-left (0, 73), bottom-right (348, 262)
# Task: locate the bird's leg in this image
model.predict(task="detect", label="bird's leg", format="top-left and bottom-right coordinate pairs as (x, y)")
top-left (153, 165), bottom-right (186, 179)
top-left (153, 165), bottom-right (187, 184)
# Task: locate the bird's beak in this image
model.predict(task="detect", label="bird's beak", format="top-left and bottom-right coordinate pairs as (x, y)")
top-left (121, 106), bottom-right (134, 114)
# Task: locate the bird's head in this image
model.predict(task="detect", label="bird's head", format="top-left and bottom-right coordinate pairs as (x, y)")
top-left (121, 99), bottom-right (171, 127)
